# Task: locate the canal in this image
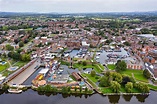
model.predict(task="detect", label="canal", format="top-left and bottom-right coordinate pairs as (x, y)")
top-left (0, 90), bottom-right (157, 104)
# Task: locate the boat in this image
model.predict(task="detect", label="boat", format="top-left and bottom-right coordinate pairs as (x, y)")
top-left (59, 69), bottom-right (64, 72)
top-left (96, 56), bottom-right (100, 59)
top-left (8, 88), bottom-right (22, 93)
top-left (59, 67), bottom-right (64, 69)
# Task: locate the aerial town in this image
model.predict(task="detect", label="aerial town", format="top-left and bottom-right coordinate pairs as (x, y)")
top-left (0, 14), bottom-right (157, 96)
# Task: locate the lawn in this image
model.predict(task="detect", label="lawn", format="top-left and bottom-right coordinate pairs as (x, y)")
top-left (100, 86), bottom-right (141, 94)
top-left (121, 69), bottom-right (148, 83)
top-left (82, 73), bottom-right (99, 83)
top-left (96, 64), bottom-right (105, 71)
top-left (0, 63), bottom-right (9, 72)
top-left (73, 63), bottom-right (102, 73)
top-left (60, 60), bottom-right (70, 66)
top-left (49, 34), bottom-right (57, 37)
top-left (107, 64), bottom-right (115, 70)
top-left (13, 61), bottom-right (28, 68)
top-left (24, 28), bottom-right (33, 31)
top-left (2, 70), bottom-right (12, 76)
top-left (148, 84), bottom-right (157, 91)
top-left (100, 87), bottom-right (113, 93)
top-left (81, 73), bottom-right (98, 88)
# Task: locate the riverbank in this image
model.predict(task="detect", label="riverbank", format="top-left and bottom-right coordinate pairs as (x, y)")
top-left (0, 89), bottom-right (157, 104)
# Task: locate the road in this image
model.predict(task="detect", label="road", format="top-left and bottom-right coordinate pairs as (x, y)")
top-left (7, 58), bottom-right (41, 85)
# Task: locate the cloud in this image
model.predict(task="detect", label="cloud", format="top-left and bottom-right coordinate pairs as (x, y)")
top-left (0, 0), bottom-right (157, 13)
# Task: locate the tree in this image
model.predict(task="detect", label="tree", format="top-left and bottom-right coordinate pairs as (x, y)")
top-left (6, 44), bottom-right (14, 51)
top-left (134, 82), bottom-right (149, 93)
top-left (79, 86), bottom-right (82, 92)
top-left (19, 41), bottom-right (24, 47)
top-left (62, 87), bottom-right (68, 94)
top-left (12, 52), bottom-right (21, 60)
top-left (122, 75), bottom-right (131, 85)
top-left (91, 70), bottom-right (96, 77)
top-left (110, 81), bottom-right (121, 93)
top-left (85, 87), bottom-right (88, 93)
top-left (99, 75), bottom-right (112, 87)
top-left (67, 87), bottom-right (71, 92)
top-left (8, 51), bottom-right (14, 58)
top-left (143, 69), bottom-right (151, 79)
top-left (112, 72), bottom-right (122, 83)
top-left (75, 86), bottom-right (77, 92)
top-left (141, 28), bottom-right (151, 34)
top-left (82, 61), bottom-right (87, 66)
top-left (125, 82), bottom-right (133, 93)
top-left (44, 85), bottom-right (52, 92)
top-left (124, 41), bottom-right (131, 46)
top-left (115, 60), bottom-right (127, 72)
top-left (2, 53), bottom-right (6, 58)
top-left (21, 54), bottom-right (31, 61)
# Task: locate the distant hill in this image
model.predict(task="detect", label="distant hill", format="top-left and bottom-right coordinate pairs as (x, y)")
top-left (0, 11), bottom-right (157, 18)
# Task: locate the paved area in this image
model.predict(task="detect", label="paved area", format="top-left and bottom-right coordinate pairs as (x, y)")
top-left (7, 58), bottom-right (41, 85)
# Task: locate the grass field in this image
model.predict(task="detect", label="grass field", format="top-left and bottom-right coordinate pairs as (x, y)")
top-left (24, 28), bottom-right (33, 31)
top-left (13, 61), bottom-right (28, 68)
top-left (2, 70), bottom-right (12, 76)
top-left (82, 73), bottom-right (100, 83)
top-left (73, 63), bottom-right (103, 73)
top-left (49, 34), bottom-right (57, 37)
top-left (0, 63), bottom-right (9, 72)
top-left (121, 69), bottom-right (148, 83)
top-left (100, 87), bottom-right (113, 93)
top-left (81, 73), bottom-right (98, 88)
top-left (148, 84), bottom-right (157, 91)
top-left (107, 64), bottom-right (115, 70)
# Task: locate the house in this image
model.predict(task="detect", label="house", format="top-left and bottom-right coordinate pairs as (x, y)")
top-left (72, 72), bottom-right (81, 81)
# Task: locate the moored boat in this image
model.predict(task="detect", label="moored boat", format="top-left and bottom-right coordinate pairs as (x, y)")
top-left (8, 88), bottom-right (22, 93)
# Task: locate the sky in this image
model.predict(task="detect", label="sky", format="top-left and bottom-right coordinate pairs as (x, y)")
top-left (0, 0), bottom-right (157, 13)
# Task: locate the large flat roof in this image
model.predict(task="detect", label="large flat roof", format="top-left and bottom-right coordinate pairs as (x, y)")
top-left (39, 68), bottom-right (49, 74)
top-left (136, 34), bottom-right (155, 38)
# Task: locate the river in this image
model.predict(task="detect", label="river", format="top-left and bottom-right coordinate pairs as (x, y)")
top-left (0, 90), bottom-right (157, 104)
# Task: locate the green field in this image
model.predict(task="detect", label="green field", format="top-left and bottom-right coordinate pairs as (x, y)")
top-left (82, 73), bottom-right (100, 83)
top-left (73, 63), bottom-right (103, 73)
top-left (2, 70), bottom-right (12, 76)
top-left (49, 34), bottom-right (57, 37)
top-left (121, 69), bottom-right (148, 83)
top-left (107, 64), bottom-right (115, 70)
top-left (24, 28), bottom-right (33, 31)
top-left (100, 87), bottom-right (113, 93)
top-left (148, 84), bottom-right (157, 91)
top-left (0, 63), bottom-right (9, 72)
top-left (13, 61), bottom-right (28, 68)
top-left (81, 73), bottom-right (98, 88)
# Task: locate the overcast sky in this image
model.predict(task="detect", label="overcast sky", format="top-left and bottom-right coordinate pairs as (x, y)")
top-left (0, 0), bottom-right (157, 13)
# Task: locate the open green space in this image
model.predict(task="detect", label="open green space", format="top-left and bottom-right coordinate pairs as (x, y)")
top-left (24, 28), bottom-right (33, 31)
top-left (50, 34), bottom-right (57, 37)
top-left (148, 84), bottom-right (157, 91)
top-left (100, 87), bottom-right (113, 93)
top-left (0, 63), bottom-right (9, 72)
top-left (107, 64), bottom-right (115, 70)
top-left (121, 69), bottom-right (148, 83)
top-left (82, 73), bottom-right (100, 83)
top-left (81, 73), bottom-right (98, 88)
top-left (73, 63), bottom-right (103, 73)
top-left (2, 70), bottom-right (13, 76)
top-left (60, 60), bottom-right (70, 66)
top-left (100, 86), bottom-right (142, 94)
top-left (13, 61), bottom-right (28, 68)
